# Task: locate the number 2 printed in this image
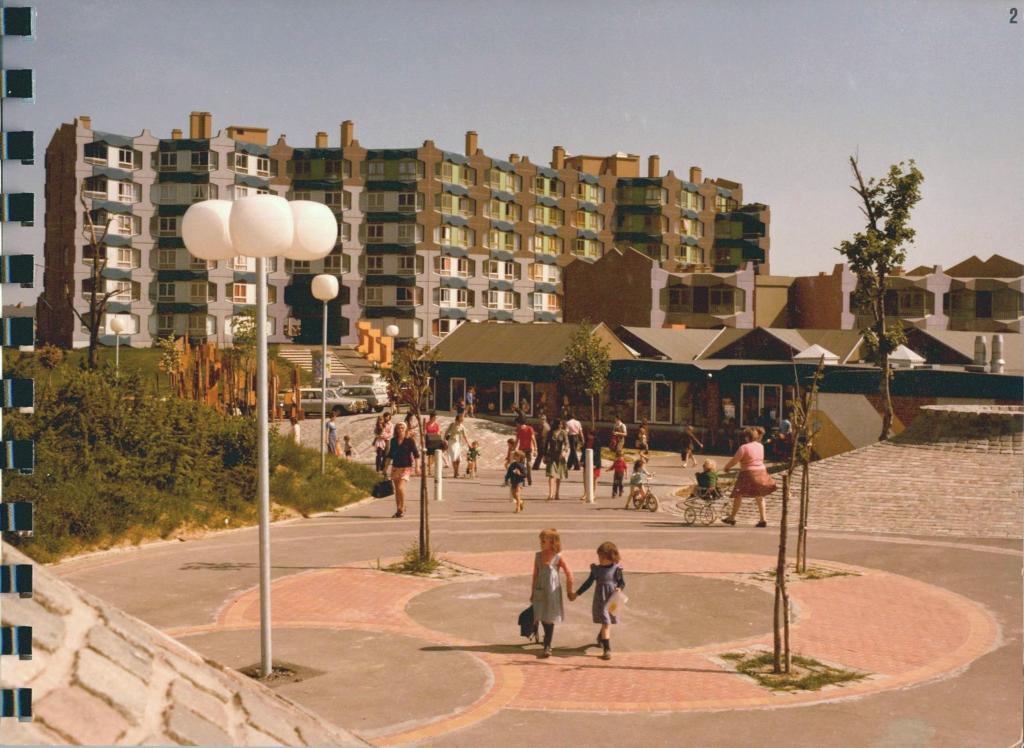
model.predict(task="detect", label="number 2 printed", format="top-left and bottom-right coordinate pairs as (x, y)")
top-left (1012, 7), bottom-right (1019, 23)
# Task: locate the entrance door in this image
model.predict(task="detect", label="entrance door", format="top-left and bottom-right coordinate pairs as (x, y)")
top-left (450, 377), bottom-right (466, 412)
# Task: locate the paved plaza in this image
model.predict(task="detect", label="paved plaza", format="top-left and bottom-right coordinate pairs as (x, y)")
top-left (51, 449), bottom-right (1022, 748)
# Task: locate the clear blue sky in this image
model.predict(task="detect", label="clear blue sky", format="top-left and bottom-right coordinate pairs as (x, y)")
top-left (2, 0), bottom-right (1021, 305)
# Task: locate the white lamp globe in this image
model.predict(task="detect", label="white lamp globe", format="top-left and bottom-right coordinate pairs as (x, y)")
top-left (181, 200), bottom-right (235, 261)
top-left (385, 324), bottom-right (400, 337)
top-left (229, 195), bottom-right (294, 259)
top-left (311, 274), bottom-right (339, 302)
top-left (109, 315), bottom-right (129, 334)
top-left (284, 201), bottom-right (338, 261)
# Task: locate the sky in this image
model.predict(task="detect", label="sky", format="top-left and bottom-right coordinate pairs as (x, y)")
top-left (1, 0), bottom-right (1021, 305)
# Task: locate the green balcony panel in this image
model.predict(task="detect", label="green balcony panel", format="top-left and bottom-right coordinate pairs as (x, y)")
top-left (1, 255), bottom-right (33, 286)
top-left (2, 70), bottom-right (33, 99)
top-left (1, 442), bottom-right (34, 472)
top-left (0, 500), bottom-right (33, 529)
top-left (2, 378), bottom-right (33, 409)
top-left (0, 564), bottom-right (33, 597)
top-left (2, 193), bottom-right (33, 225)
top-left (1, 131), bottom-right (33, 164)
top-left (2, 318), bottom-right (33, 347)
top-left (2, 7), bottom-right (36, 36)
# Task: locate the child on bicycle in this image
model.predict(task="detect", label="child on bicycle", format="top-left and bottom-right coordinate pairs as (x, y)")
top-left (624, 455), bottom-right (652, 509)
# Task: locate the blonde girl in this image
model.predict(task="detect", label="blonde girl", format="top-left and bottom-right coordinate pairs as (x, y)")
top-left (530, 529), bottom-right (575, 658)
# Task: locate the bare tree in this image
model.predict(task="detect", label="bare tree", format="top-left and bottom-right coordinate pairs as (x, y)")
top-left (69, 193), bottom-right (124, 369)
top-left (383, 342), bottom-right (438, 560)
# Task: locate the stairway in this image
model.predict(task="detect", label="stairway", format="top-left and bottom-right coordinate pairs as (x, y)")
top-left (276, 346), bottom-right (352, 379)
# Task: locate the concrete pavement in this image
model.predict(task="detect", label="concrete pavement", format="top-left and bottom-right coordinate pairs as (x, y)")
top-left (52, 461), bottom-right (1023, 747)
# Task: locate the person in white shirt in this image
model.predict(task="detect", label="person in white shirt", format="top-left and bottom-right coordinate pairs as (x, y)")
top-left (565, 414), bottom-right (583, 471)
top-left (290, 414), bottom-right (301, 445)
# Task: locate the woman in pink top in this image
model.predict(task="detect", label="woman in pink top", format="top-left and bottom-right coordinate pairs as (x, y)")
top-left (721, 427), bottom-right (776, 527)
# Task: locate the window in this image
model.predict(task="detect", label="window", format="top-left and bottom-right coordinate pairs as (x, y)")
top-left (668, 286), bottom-right (692, 311)
top-left (485, 290), bottom-right (517, 310)
top-left (233, 185), bottom-right (250, 199)
top-left (397, 255), bottom-right (423, 275)
top-left (532, 292), bottom-right (560, 312)
top-left (287, 259), bottom-right (311, 274)
top-left (397, 159), bottom-right (422, 178)
top-left (531, 205), bottom-right (564, 227)
top-left (709, 287), bottom-right (736, 313)
top-left (361, 286), bottom-right (383, 306)
top-left (645, 186), bottom-right (666, 206)
top-left (256, 157), bottom-right (270, 176)
top-left (500, 381), bottom-right (533, 416)
top-left (116, 182), bottom-right (137, 203)
top-left (487, 229), bottom-right (519, 252)
top-left (158, 217), bottom-right (178, 237)
top-left (340, 222), bottom-right (352, 242)
top-left (191, 151), bottom-right (211, 171)
top-left (291, 160), bottom-right (311, 176)
top-left (157, 313), bottom-right (175, 335)
top-left (487, 169), bottom-right (520, 193)
top-left (189, 281), bottom-right (214, 303)
top-left (485, 260), bottom-right (518, 281)
top-left (715, 195), bottom-right (730, 212)
top-left (740, 384), bottom-right (782, 428)
top-left (118, 148), bottom-right (136, 169)
top-left (191, 256), bottom-right (215, 270)
top-left (366, 224), bottom-right (385, 243)
top-left (396, 286), bottom-right (422, 307)
top-left (366, 192), bottom-right (386, 210)
top-left (437, 193), bottom-right (473, 217)
top-left (435, 287), bottom-right (469, 308)
top-left (532, 175), bottom-right (562, 198)
top-left (116, 215), bottom-right (138, 236)
top-left (574, 238), bottom-right (600, 258)
top-left (397, 223), bottom-right (422, 243)
top-left (367, 160), bottom-right (385, 178)
top-left (231, 153), bottom-right (249, 173)
top-left (229, 256), bottom-right (251, 271)
top-left (187, 313), bottom-right (212, 335)
top-left (323, 253), bottom-right (346, 274)
top-left (575, 210), bottom-right (603, 231)
top-left (158, 152), bottom-right (176, 171)
top-left (530, 263), bottom-right (559, 284)
top-left (113, 247), bottom-right (137, 269)
top-left (436, 225), bottom-right (473, 248)
top-left (398, 192), bottom-right (421, 212)
top-left (192, 184), bottom-right (217, 202)
top-left (158, 249), bottom-right (177, 269)
top-left (576, 182), bottom-right (603, 202)
top-left (485, 198), bottom-right (520, 222)
top-left (84, 142), bottom-right (108, 165)
top-left (231, 283), bottom-right (249, 303)
top-left (321, 191), bottom-right (343, 211)
top-left (292, 191), bottom-right (311, 201)
top-left (532, 234), bottom-right (562, 255)
top-left (366, 256), bottom-right (384, 275)
top-left (267, 284), bottom-right (277, 304)
top-left (635, 380), bottom-right (673, 424)
top-left (156, 282), bottom-right (175, 301)
top-left (434, 318), bottom-right (463, 338)
top-left (435, 256), bottom-right (471, 278)
top-left (681, 191), bottom-right (704, 211)
top-left (325, 159), bottom-right (344, 177)
top-left (435, 161), bottom-right (475, 186)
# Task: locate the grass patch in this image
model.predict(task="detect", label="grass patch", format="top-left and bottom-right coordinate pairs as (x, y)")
top-left (384, 544), bottom-right (441, 576)
top-left (722, 651), bottom-right (867, 692)
top-left (271, 438), bottom-right (379, 516)
top-left (756, 564), bottom-right (859, 582)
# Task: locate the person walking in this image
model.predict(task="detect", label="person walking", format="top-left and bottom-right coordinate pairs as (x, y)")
top-left (389, 422), bottom-right (420, 518)
top-left (326, 412), bottom-right (339, 458)
top-left (611, 449), bottom-right (627, 498)
top-left (445, 413), bottom-right (470, 478)
top-left (543, 418), bottom-right (569, 501)
top-left (565, 413), bottom-right (583, 471)
top-left (721, 427), bottom-right (777, 527)
top-left (378, 412), bottom-right (394, 473)
top-left (532, 413), bottom-right (550, 471)
top-left (610, 416), bottom-right (627, 453)
top-left (636, 419), bottom-right (650, 452)
top-left (289, 414), bottom-right (301, 445)
top-left (466, 386), bottom-right (476, 417)
top-left (680, 425), bottom-right (703, 467)
top-left (531, 528), bottom-right (575, 658)
top-left (423, 412), bottom-right (444, 476)
top-left (515, 415), bottom-right (538, 486)
top-left (570, 541), bottom-right (626, 660)
top-left (506, 450), bottom-right (528, 512)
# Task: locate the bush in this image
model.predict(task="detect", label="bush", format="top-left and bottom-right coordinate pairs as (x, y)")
top-left (3, 363), bottom-right (374, 562)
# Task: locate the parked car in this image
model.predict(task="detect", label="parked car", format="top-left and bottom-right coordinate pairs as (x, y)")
top-left (342, 384), bottom-right (389, 412)
top-left (357, 374), bottom-right (391, 410)
top-left (297, 387), bottom-right (368, 417)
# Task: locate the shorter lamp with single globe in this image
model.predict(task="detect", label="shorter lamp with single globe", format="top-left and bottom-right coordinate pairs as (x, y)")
top-left (109, 314), bottom-right (129, 375)
top-left (311, 274), bottom-right (340, 472)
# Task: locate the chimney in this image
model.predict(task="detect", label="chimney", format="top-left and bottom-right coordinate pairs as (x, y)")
top-left (341, 120), bottom-right (354, 147)
top-left (78, 115), bottom-right (92, 130)
top-left (171, 128), bottom-right (182, 140)
top-left (509, 153), bottom-right (519, 164)
top-left (552, 145), bottom-right (565, 169)
top-left (689, 166), bottom-right (702, 184)
top-left (465, 130), bottom-right (478, 156)
top-left (973, 335), bottom-right (988, 367)
top-left (315, 131), bottom-right (328, 148)
top-left (648, 155), bottom-right (660, 178)
top-left (200, 112), bottom-right (212, 138)
top-left (991, 334), bottom-right (1005, 374)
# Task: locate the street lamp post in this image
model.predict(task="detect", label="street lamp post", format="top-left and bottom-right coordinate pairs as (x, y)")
top-left (182, 196), bottom-right (336, 678)
top-left (312, 274), bottom-right (340, 473)
top-left (109, 315), bottom-right (128, 376)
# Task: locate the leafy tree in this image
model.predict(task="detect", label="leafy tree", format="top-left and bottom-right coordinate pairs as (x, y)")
top-left (382, 342), bottom-right (438, 561)
top-left (837, 157), bottom-right (924, 440)
top-left (560, 322), bottom-right (611, 430)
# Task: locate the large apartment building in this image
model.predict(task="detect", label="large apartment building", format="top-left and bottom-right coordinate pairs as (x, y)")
top-left (37, 112), bottom-right (770, 348)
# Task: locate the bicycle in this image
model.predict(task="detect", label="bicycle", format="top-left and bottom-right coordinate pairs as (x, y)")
top-left (627, 474), bottom-right (660, 512)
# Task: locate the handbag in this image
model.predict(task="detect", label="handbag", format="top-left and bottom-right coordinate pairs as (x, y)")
top-left (518, 606), bottom-right (538, 640)
top-left (424, 433), bottom-right (445, 452)
top-left (371, 479), bottom-right (395, 498)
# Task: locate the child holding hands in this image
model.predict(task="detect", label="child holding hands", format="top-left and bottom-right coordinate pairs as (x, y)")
top-left (570, 541), bottom-right (625, 660)
top-left (531, 528), bottom-right (574, 658)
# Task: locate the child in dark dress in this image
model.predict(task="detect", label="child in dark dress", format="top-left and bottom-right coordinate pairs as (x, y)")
top-left (570, 541), bottom-right (625, 660)
top-left (505, 450), bottom-right (527, 512)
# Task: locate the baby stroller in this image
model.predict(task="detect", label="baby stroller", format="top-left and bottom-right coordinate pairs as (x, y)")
top-left (682, 478), bottom-right (733, 526)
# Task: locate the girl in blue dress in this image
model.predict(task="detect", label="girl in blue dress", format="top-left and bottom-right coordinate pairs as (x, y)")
top-left (530, 528), bottom-right (575, 658)
top-left (571, 541), bottom-right (625, 660)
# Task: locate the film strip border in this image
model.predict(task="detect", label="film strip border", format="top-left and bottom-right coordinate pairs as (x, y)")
top-left (1, 4), bottom-right (37, 722)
